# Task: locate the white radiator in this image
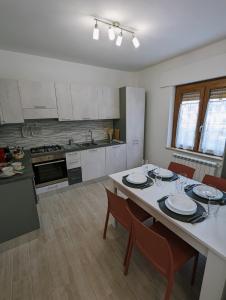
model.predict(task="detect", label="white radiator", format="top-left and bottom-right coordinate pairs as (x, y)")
top-left (172, 153), bottom-right (222, 181)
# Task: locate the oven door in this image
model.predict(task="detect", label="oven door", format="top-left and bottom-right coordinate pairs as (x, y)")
top-left (33, 159), bottom-right (68, 186)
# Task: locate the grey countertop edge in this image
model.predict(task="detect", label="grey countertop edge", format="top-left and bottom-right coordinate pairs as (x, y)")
top-left (0, 140), bottom-right (126, 185)
top-left (63, 140), bottom-right (126, 153)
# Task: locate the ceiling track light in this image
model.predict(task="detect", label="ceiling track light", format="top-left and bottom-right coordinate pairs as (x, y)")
top-left (132, 35), bottom-right (140, 48)
top-left (108, 26), bottom-right (115, 41)
top-left (93, 20), bottom-right (99, 40)
top-left (116, 30), bottom-right (123, 47)
top-left (92, 18), bottom-right (140, 48)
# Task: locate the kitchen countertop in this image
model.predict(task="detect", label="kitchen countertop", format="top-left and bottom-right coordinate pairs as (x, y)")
top-left (63, 139), bottom-right (126, 152)
top-left (0, 151), bottom-right (34, 185)
top-left (0, 140), bottom-right (126, 185)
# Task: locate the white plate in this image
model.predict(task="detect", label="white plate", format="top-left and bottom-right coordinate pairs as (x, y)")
top-left (154, 168), bottom-right (173, 178)
top-left (165, 194), bottom-right (197, 215)
top-left (0, 171), bottom-right (16, 178)
top-left (127, 173), bottom-right (147, 185)
top-left (193, 185), bottom-right (223, 200)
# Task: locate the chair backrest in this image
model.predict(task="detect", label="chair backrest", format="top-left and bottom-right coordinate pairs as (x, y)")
top-left (105, 188), bottom-right (131, 230)
top-left (127, 206), bottom-right (174, 277)
top-left (202, 175), bottom-right (226, 192)
top-left (168, 162), bottom-right (195, 179)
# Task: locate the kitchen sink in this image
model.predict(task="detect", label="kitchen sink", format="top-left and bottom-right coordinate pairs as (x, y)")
top-left (76, 142), bottom-right (98, 148)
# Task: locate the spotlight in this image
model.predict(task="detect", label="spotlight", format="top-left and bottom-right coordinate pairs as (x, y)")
top-left (93, 20), bottom-right (99, 40)
top-left (116, 30), bottom-right (123, 47)
top-left (132, 35), bottom-right (140, 48)
top-left (108, 26), bottom-right (115, 41)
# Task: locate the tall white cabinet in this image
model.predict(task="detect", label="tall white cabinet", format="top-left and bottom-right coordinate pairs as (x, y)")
top-left (98, 87), bottom-right (120, 119)
top-left (116, 87), bottom-right (145, 169)
top-left (70, 83), bottom-right (99, 120)
top-left (55, 82), bottom-right (73, 121)
top-left (18, 80), bottom-right (58, 119)
top-left (0, 79), bottom-right (24, 124)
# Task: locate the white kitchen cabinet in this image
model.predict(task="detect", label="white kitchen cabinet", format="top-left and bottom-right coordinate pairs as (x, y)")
top-left (126, 140), bottom-right (143, 169)
top-left (70, 83), bottom-right (99, 120)
top-left (19, 80), bottom-right (57, 108)
top-left (0, 79), bottom-right (24, 124)
top-left (81, 147), bottom-right (106, 181)
top-left (117, 87), bottom-right (145, 169)
top-left (105, 144), bottom-right (126, 174)
top-left (98, 87), bottom-right (120, 119)
top-left (55, 82), bottom-right (73, 121)
top-left (18, 80), bottom-right (58, 119)
top-left (66, 151), bottom-right (81, 169)
top-left (126, 87), bottom-right (145, 143)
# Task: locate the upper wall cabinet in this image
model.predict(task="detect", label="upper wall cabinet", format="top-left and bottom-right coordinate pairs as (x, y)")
top-left (55, 82), bottom-right (73, 121)
top-left (18, 80), bottom-right (58, 119)
top-left (98, 87), bottom-right (120, 119)
top-left (70, 83), bottom-right (99, 120)
top-left (0, 79), bottom-right (24, 124)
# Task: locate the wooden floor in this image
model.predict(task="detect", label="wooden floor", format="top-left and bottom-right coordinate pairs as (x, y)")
top-left (0, 179), bottom-right (205, 300)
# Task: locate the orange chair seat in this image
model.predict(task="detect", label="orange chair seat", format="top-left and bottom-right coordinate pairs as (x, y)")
top-left (151, 222), bottom-right (197, 272)
top-left (127, 198), bottom-right (151, 222)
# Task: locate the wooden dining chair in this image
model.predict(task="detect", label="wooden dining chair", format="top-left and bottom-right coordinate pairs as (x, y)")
top-left (124, 203), bottom-right (199, 300)
top-left (168, 162), bottom-right (195, 179)
top-left (103, 188), bottom-right (152, 240)
top-left (202, 174), bottom-right (226, 192)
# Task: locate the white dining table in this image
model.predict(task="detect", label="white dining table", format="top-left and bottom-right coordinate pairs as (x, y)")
top-left (109, 165), bottom-right (226, 300)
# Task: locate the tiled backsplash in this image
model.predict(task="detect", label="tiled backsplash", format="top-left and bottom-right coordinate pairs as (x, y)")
top-left (0, 119), bottom-right (113, 149)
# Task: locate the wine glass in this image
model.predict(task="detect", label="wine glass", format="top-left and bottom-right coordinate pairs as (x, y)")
top-left (155, 169), bottom-right (162, 186)
top-left (204, 189), bottom-right (219, 217)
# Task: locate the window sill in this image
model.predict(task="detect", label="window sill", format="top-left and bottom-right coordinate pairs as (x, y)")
top-left (166, 147), bottom-right (223, 161)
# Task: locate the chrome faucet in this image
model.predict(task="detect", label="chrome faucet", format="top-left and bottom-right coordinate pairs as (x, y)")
top-left (68, 138), bottom-right (74, 145)
top-left (89, 129), bottom-right (94, 144)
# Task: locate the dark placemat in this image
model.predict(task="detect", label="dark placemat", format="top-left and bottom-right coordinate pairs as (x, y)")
top-left (122, 175), bottom-right (154, 190)
top-left (185, 185), bottom-right (226, 206)
top-left (158, 196), bottom-right (206, 223)
top-left (148, 170), bottom-right (178, 182)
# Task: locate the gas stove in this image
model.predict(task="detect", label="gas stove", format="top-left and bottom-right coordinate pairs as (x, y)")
top-left (30, 145), bottom-right (63, 155)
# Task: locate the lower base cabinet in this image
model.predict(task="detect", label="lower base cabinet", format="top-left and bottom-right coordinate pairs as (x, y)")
top-left (126, 140), bottom-right (143, 169)
top-left (0, 178), bottom-right (40, 243)
top-left (81, 148), bottom-right (106, 181)
top-left (106, 144), bottom-right (126, 174)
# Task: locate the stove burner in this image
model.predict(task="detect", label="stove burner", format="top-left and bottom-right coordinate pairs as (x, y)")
top-left (30, 145), bottom-right (62, 154)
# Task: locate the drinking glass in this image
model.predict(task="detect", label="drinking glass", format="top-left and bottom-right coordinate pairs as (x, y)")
top-left (155, 169), bottom-right (162, 186)
top-left (142, 164), bottom-right (149, 176)
top-left (175, 178), bottom-right (184, 193)
top-left (205, 190), bottom-right (219, 217)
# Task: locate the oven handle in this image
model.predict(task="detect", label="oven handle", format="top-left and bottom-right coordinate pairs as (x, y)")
top-left (33, 159), bottom-right (66, 167)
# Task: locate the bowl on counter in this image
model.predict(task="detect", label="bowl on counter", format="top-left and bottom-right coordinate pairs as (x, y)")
top-left (1, 166), bottom-right (14, 176)
top-left (11, 162), bottom-right (24, 171)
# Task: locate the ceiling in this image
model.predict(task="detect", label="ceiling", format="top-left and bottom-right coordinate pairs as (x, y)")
top-left (0, 0), bottom-right (226, 71)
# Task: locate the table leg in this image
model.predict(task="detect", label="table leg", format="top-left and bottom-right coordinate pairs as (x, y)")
top-left (112, 186), bottom-right (118, 228)
top-left (199, 250), bottom-right (226, 300)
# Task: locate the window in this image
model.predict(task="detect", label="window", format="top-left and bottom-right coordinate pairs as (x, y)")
top-left (172, 78), bottom-right (226, 157)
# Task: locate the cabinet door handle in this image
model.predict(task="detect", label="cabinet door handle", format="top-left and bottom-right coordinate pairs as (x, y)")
top-left (34, 105), bottom-right (47, 109)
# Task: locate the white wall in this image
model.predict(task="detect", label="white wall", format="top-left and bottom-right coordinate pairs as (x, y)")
top-left (138, 39), bottom-right (226, 168)
top-left (0, 40), bottom-right (226, 169)
top-left (0, 49), bottom-right (138, 87)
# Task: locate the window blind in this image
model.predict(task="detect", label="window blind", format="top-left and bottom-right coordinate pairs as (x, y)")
top-left (209, 88), bottom-right (226, 99)
top-left (181, 91), bottom-right (200, 101)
